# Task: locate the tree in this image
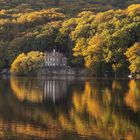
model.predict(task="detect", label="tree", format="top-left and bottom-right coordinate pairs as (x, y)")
top-left (71, 4), bottom-right (140, 76)
top-left (0, 41), bottom-right (9, 68)
top-left (125, 42), bottom-right (140, 78)
top-left (10, 51), bottom-right (44, 75)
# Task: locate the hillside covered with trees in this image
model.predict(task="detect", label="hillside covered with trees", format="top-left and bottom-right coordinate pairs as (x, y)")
top-left (1, 0), bottom-right (140, 15)
top-left (0, 0), bottom-right (140, 77)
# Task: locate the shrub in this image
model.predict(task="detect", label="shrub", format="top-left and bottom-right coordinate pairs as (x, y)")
top-left (10, 51), bottom-right (44, 75)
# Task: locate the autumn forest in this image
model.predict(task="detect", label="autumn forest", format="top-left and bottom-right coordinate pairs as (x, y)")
top-left (0, 0), bottom-right (140, 77)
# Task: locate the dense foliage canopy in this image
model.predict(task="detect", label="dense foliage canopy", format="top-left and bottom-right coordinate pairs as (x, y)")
top-left (125, 42), bottom-right (140, 77)
top-left (60, 4), bottom-right (140, 76)
top-left (0, 1), bottom-right (140, 77)
top-left (1, 0), bottom-right (140, 15)
top-left (11, 51), bottom-right (44, 75)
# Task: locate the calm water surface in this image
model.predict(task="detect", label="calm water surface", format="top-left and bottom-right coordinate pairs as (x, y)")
top-left (0, 76), bottom-right (140, 140)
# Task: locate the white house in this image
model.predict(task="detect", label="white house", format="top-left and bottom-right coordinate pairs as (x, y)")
top-left (45, 49), bottom-right (67, 67)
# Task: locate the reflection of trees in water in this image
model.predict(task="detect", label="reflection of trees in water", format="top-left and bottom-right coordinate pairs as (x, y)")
top-left (0, 119), bottom-right (62, 140)
top-left (125, 80), bottom-right (140, 112)
top-left (10, 77), bottom-right (69, 103)
top-left (0, 78), bottom-right (63, 139)
top-left (59, 81), bottom-right (140, 140)
top-left (0, 78), bottom-right (140, 139)
top-left (11, 77), bottom-right (44, 103)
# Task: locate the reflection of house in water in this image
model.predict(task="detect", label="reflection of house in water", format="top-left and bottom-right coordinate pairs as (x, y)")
top-left (10, 77), bottom-right (70, 104)
top-left (44, 80), bottom-right (68, 103)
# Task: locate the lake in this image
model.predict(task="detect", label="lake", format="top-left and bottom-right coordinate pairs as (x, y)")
top-left (0, 76), bottom-right (140, 140)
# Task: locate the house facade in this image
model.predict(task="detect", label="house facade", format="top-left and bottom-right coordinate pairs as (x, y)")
top-left (45, 49), bottom-right (67, 67)
top-left (43, 49), bottom-right (89, 75)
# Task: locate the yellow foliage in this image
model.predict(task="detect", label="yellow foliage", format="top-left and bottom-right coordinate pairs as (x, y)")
top-left (10, 77), bottom-right (44, 103)
top-left (10, 51), bottom-right (44, 75)
top-left (127, 4), bottom-right (140, 16)
top-left (125, 80), bottom-right (140, 112)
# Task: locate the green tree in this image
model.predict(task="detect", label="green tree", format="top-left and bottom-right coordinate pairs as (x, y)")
top-left (0, 41), bottom-right (9, 68)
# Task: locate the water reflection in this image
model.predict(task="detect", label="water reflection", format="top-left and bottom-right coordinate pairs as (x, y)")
top-left (11, 77), bottom-right (69, 103)
top-left (0, 77), bottom-right (140, 139)
top-left (44, 80), bottom-right (68, 103)
top-left (125, 80), bottom-right (140, 112)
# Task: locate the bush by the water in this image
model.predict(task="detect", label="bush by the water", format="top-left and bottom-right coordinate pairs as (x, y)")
top-left (10, 51), bottom-right (44, 75)
top-left (125, 42), bottom-right (140, 79)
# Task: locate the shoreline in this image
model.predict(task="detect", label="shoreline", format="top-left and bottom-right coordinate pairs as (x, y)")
top-left (0, 74), bottom-right (135, 80)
